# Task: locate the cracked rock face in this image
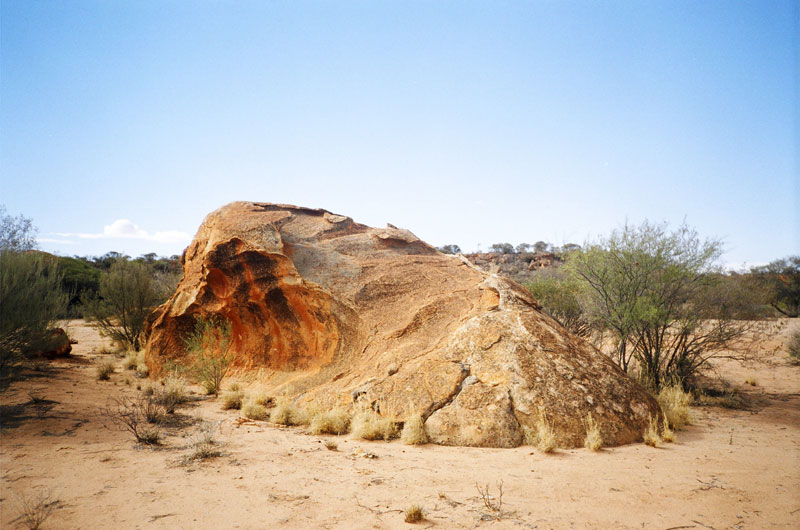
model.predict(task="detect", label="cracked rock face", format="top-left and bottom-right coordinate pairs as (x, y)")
top-left (146, 201), bottom-right (660, 448)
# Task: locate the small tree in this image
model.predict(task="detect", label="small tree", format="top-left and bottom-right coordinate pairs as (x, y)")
top-left (569, 221), bottom-right (751, 390)
top-left (0, 205), bottom-right (37, 251)
top-left (83, 259), bottom-right (163, 351)
top-left (184, 314), bottom-right (233, 395)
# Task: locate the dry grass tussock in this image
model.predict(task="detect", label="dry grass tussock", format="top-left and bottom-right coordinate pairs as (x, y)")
top-left (523, 411), bottom-right (557, 453)
top-left (151, 376), bottom-right (189, 413)
top-left (95, 359), bottom-right (115, 381)
top-left (123, 351), bottom-right (140, 370)
top-left (404, 504), bottom-right (425, 523)
top-left (269, 396), bottom-right (314, 426)
top-left (657, 385), bottom-right (692, 430)
top-left (400, 412), bottom-right (427, 445)
top-left (582, 413), bottom-right (603, 451)
top-left (351, 403), bottom-right (397, 441)
top-left (220, 388), bottom-right (244, 410)
top-left (643, 415), bottom-right (661, 447)
top-left (242, 401), bottom-right (269, 420)
top-left (309, 408), bottom-right (351, 435)
top-left (14, 489), bottom-right (58, 530)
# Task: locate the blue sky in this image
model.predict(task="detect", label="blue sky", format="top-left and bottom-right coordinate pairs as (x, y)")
top-left (1, 0), bottom-right (797, 267)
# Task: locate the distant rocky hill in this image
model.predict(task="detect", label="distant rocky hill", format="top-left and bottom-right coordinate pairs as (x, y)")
top-left (464, 251), bottom-right (563, 284)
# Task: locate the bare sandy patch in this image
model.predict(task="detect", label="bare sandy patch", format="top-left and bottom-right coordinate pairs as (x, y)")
top-left (1, 319), bottom-right (798, 529)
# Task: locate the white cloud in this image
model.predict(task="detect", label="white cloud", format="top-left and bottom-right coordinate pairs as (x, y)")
top-left (37, 237), bottom-right (76, 245)
top-left (50, 219), bottom-right (191, 244)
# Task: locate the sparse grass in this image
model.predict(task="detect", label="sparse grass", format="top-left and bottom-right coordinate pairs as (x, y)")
top-left (136, 363), bottom-right (149, 378)
top-left (183, 421), bottom-right (222, 463)
top-left (309, 408), bottom-right (351, 435)
top-left (524, 412), bottom-right (557, 453)
top-left (123, 351), bottom-right (139, 370)
top-left (242, 401), bottom-right (269, 420)
top-left (404, 504), bottom-right (425, 523)
top-left (657, 385), bottom-right (692, 430)
top-left (744, 376), bottom-right (758, 386)
top-left (15, 489), bottom-right (58, 530)
top-left (643, 415), bottom-right (661, 447)
top-left (351, 403), bottom-right (397, 441)
top-left (694, 385), bottom-right (746, 409)
top-left (661, 421), bottom-right (676, 443)
top-left (324, 440), bottom-right (338, 451)
top-left (582, 413), bottom-right (603, 451)
top-left (151, 376), bottom-right (188, 413)
top-left (220, 389), bottom-right (244, 410)
top-left (95, 359), bottom-right (115, 381)
top-left (400, 412), bottom-right (427, 445)
top-left (141, 382), bottom-right (155, 396)
top-left (141, 397), bottom-right (165, 424)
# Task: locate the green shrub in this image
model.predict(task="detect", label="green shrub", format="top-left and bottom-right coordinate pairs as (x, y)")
top-left (788, 330), bottom-right (800, 364)
top-left (0, 250), bottom-right (69, 388)
top-left (183, 315), bottom-right (233, 396)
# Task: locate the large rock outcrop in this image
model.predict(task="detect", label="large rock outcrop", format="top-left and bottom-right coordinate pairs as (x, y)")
top-left (146, 202), bottom-right (660, 447)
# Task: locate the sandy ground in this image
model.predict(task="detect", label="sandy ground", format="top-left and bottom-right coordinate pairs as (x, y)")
top-left (1, 320), bottom-right (798, 529)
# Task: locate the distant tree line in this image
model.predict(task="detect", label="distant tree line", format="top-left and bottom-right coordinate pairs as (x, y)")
top-left (437, 241), bottom-right (582, 256)
top-left (0, 206), bottom-right (184, 387)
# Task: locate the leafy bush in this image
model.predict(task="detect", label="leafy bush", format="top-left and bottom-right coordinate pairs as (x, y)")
top-left (569, 221), bottom-right (752, 390)
top-left (83, 259), bottom-right (164, 351)
top-left (525, 272), bottom-right (592, 337)
top-left (0, 250), bottom-right (69, 388)
top-left (183, 315), bottom-right (233, 395)
top-left (788, 330), bottom-right (800, 364)
top-left (751, 256), bottom-right (800, 317)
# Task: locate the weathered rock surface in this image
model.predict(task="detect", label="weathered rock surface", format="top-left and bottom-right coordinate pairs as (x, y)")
top-left (146, 202), bottom-right (660, 447)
